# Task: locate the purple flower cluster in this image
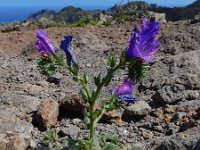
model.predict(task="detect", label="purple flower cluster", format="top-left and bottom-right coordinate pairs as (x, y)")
top-left (113, 18), bottom-right (160, 103)
top-left (35, 30), bottom-right (76, 65)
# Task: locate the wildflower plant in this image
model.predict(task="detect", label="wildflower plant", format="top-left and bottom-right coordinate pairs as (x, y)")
top-left (35, 18), bottom-right (160, 149)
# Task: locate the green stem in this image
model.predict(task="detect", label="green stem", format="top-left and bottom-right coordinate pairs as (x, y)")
top-left (88, 63), bottom-right (123, 147)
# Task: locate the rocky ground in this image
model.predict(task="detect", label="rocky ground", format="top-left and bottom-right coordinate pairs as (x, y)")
top-left (0, 20), bottom-right (200, 150)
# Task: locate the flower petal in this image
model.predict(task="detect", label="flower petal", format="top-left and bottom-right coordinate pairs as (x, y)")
top-left (35, 30), bottom-right (56, 54)
top-left (117, 95), bottom-right (136, 103)
top-left (60, 35), bottom-right (77, 65)
top-left (115, 78), bottom-right (134, 96)
top-left (126, 18), bottom-right (160, 62)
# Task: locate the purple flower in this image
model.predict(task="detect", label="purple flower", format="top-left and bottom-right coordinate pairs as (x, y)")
top-left (35, 30), bottom-right (56, 55)
top-left (60, 35), bottom-right (77, 65)
top-left (112, 78), bottom-right (136, 103)
top-left (126, 18), bottom-right (160, 62)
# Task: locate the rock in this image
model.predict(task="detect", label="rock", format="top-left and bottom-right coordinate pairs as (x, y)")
top-left (149, 11), bottom-right (167, 22)
top-left (6, 134), bottom-right (30, 150)
top-left (27, 84), bottom-right (43, 96)
top-left (164, 105), bottom-right (175, 113)
top-left (191, 14), bottom-right (200, 24)
top-left (124, 101), bottom-right (151, 117)
top-left (155, 140), bottom-right (186, 150)
top-left (147, 126), bottom-right (200, 149)
top-left (142, 131), bottom-right (154, 139)
top-left (0, 107), bottom-right (34, 136)
top-left (153, 125), bottom-right (163, 133)
top-left (72, 118), bottom-right (82, 125)
top-left (166, 123), bottom-right (180, 135)
top-left (171, 112), bottom-right (187, 123)
top-left (59, 94), bottom-right (85, 116)
top-left (59, 125), bottom-right (81, 139)
top-left (133, 142), bottom-right (145, 150)
top-left (47, 72), bottom-right (63, 85)
top-left (101, 110), bottom-right (122, 124)
top-left (33, 98), bottom-right (59, 130)
top-left (152, 85), bottom-right (184, 104)
top-left (29, 140), bottom-right (37, 149)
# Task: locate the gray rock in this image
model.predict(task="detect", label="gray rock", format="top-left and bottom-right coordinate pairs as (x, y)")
top-left (124, 101), bottom-right (151, 117)
top-left (166, 123), bottom-right (180, 135)
top-left (153, 85), bottom-right (185, 104)
top-left (155, 140), bottom-right (186, 150)
top-left (0, 107), bottom-right (33, 136)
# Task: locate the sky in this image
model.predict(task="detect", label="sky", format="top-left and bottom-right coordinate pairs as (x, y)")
top-left (0, 0), bottom-right (196, 8)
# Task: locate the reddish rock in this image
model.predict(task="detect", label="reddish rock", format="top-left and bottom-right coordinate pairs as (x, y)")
top-left (142, 131), bottom-right (154, 139)
top-left (101, 110), bottom-right (122, 124)
top-left (59, 94), bottom-right (85, 115)
top-left (34, 98), bottom-right (59, 129)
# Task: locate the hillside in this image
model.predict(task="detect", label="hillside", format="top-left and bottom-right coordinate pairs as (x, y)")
top-left (26, 0), bottom-right (200, 22)
top-left (150, 0), bottom-right (200, 21)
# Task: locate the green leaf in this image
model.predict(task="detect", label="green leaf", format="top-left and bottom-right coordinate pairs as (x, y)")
top-left (91, 110), bottom-right (102, 120)
top-left (107, 56), bottom-right (116, 69)
top-left (37, 56), bottom-right (56, 77)
top-left (71, 63), bottom-right (79, 76)
top-left (99, 134), bottom-right (119, 150)
top-left (80, 89), bottom-right (88, 103)
top-left (83, 72), bottom-right (89, 84)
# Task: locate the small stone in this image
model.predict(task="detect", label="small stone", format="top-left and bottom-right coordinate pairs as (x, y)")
top-left (101, 110), bottom-right (122, 124)
top-left (29, 140), bottom-right (37, 149)
top-left (142, 131), bottom-right (154, 139)
top-left (86, 63), bottom-right (91, 67)
top-left (37, 81), bottom-right (49, 88)
top-left (126, 138), bottom-right (134, 143)
top-left (27, 85), bottom-right (43, 96)
top-left (72, 118), bottom-right (82, 125)
top-left (166, 123), bottom-right (180, 135)
top-left (33, 98), bottom-right (59, 129)
top-left (6, 134), bottom-right (30, 150)
top-left (171, 112), bottom-right (187, 123)
top-left (152, 107), bottom-right (164, 119)
top-left (165, 105), bottom-right (175, 113)
top-left (133, 142), bottom-right (145, 150)
top-left (153, 125), bottom-right (163, 133)
top-left (124, 101), bottom-right (151, 117)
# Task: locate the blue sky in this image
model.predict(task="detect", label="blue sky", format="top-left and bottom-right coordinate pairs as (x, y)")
top-left (0, 0), bottom-right (196, 8)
